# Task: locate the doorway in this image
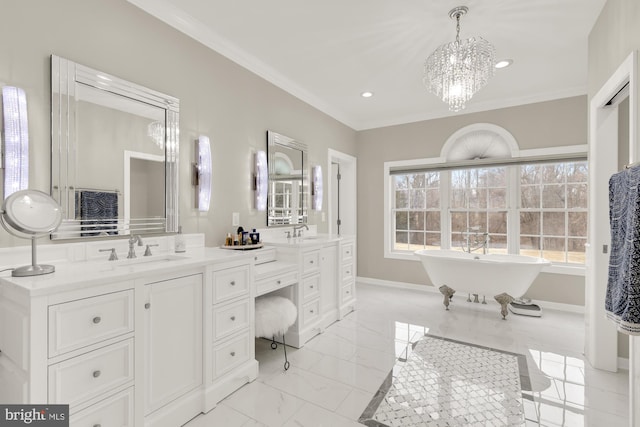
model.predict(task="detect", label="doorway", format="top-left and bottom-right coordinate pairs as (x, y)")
top-left (327, 149), bottom-right (356, 236)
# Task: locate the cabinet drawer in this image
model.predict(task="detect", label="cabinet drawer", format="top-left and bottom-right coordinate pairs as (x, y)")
top-left (341, 242), bottom-right (354, 262)
top-left (302, 251), bottom-right (320, 275)
top-left (212, 265), bottom-right (249, 304)
top-left (252, 248), bottom-right (276, 265)
top-left (70, 387), bottom-right (134, 427)
top-left (49, 339), bottom-right (134, 408)
top-left (301, 299), bottom-right (320, 327)
top-left (48, 290), bottom-right (134, 357)
top-left (214, 299), bottom-right (251, 341)
top-left (342, 282), bottom-right (355, 302)
top-left (342, 263), bottom-right (354, 282)
top-left (255, 270), bottom-right (297, 296)
top-left (301, 274), bottom-right (320, 301)
top-left (213, 332), bottom-right (251, 378)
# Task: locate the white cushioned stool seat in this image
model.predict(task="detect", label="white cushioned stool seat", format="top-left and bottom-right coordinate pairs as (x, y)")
top-left (255, 295), bottom-right (297, 370)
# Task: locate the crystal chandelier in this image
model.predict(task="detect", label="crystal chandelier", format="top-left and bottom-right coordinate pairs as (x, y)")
top-left (423, 6), bottom-right (495, 112)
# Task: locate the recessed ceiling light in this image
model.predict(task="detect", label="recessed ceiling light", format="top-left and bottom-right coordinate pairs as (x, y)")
top-left (495, 59), bottom-right (513, 69)
top-left (361, 91), bottom-right (374, 98)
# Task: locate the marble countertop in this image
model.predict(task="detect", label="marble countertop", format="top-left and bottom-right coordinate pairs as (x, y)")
top-left (0, 247), bottom-right (256, 297)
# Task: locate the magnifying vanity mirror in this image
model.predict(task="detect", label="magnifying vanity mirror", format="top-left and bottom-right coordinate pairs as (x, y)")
top-left (267, 131), bottom-right (308, 226)
top-left (50, 55), bottom-right (179, 240)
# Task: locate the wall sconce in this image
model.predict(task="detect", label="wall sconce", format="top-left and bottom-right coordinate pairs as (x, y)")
top-left (312, 165), bottom-right (323, 211)
top-left (193, 135), bottom-right (211, 212)
top-left (2, 86), bottom-right (29, 199)
top-left (254, 150), bottom-right (268, 211)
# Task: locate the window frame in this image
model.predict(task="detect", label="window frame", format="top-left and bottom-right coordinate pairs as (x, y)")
top-left (383, 145), bottom-right (588, 276)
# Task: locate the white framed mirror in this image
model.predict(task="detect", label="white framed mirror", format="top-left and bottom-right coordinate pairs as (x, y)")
top-left (267, 130), bottom-right (308, 226)
top-left (50, 55), bottom-right (179, 239)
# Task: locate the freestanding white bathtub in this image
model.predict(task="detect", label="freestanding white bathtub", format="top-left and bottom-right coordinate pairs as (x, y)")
top-left (414, 249), bottom-right (550, 318)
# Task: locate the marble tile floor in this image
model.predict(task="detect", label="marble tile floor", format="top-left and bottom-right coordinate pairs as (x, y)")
top-left (184, 283), bottom-right (629, 427)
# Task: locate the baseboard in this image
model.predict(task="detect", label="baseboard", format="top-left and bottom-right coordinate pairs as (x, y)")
top-left (356, 276), bottom-right (585, 314)
top-left (618, 357), bottom-right (629, 371)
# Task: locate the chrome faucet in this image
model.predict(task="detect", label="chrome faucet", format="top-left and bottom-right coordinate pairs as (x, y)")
top-left (461, 228), bottom-right (489, 254)
top-left (292, 224), bottom-right (309, 238)
top-left (127, 235), bottom-right (143, 259)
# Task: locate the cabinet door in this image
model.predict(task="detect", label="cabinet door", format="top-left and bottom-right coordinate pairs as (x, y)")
top-left (320, 246), bottom-right (337, 315)
top-left (144, 274), bottom-right (203, 415)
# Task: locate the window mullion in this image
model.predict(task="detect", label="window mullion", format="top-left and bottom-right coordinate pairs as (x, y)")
top-left (441, 172), bottom-right (451, 249)
top-left (508, 166), bottom-right (520, 255)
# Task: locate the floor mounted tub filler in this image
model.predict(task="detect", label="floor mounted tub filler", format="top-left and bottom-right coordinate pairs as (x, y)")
top-left (414, 250), bottom-right (550, 319)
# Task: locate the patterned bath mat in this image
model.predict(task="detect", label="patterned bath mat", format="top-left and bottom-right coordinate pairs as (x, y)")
top-left (359, 335), bottom-right (529, 427)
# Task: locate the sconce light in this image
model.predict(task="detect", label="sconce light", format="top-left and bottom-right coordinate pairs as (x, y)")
top-left (2, 86), bottom-right (29, 199)
top-left (193, 136), bottom-right (211, 212)
top-left (254, 150), bottom-right (268, 211)
top-left (312, 165), bottom-right (323, 211)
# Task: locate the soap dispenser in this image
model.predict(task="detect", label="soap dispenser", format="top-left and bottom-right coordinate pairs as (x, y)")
top-left (175, 226), bottom-right (186, 253)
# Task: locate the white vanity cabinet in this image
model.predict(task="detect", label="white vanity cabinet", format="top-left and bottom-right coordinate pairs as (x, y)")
top-left (338, 237), bottom-right (357, 317)
top-left (203, 259), bottom-right (258, 410)
top-left (319, 245), bottom-right (338, 328)
top-left (0, 248), bottom-right (258, 427)
top-left (143, 273), bottom-right (203, 417)
top-left (266, 235), bottom-right (357, 348)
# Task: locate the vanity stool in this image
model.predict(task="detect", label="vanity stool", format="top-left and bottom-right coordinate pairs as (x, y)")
top-left (255, 295), bottom-right (297, 370)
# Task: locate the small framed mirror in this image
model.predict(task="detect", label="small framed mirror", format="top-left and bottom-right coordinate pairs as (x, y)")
top-left (267, 131), bottom-right (308, 226)
top-left (50, 55), bottom-right (179, 239)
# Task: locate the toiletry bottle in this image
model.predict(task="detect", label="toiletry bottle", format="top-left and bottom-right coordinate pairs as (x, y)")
top-left (250, 228), bottom-right (260, 244)
top-left (225, 233), bottom-right (233, 246)
top-left (237, 226), bottom-right (244, 246)
top-left (175, 226), bottom-right (186, 253)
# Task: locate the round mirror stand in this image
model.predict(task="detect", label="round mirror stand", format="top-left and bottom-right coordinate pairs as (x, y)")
top-left (1, 189), bottom-right (63, 277)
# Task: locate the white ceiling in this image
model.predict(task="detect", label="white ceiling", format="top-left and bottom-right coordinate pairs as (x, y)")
top-left (127, 0), bottom-right (607, 131)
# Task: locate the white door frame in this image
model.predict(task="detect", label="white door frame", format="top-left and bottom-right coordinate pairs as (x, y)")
top-left (327, 149), bottom-right (357, 237)
top-left (587, 50), bottom-right (639, 425)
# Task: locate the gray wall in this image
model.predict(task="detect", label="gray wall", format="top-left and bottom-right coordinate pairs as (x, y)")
top-left (0, 0), bottom-right (357, 248)
top-left (355, 97), bottom-right (588, 305)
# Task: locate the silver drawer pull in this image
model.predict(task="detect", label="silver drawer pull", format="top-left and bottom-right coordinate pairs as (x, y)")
top-left (277, 280), bottom-right (281, 284)
top-left (92, 316), bottom-right (101, 324)
top-left (310, 285), bottom-right (314, 289)
top-left (93, 424), bottom-right (102, 427)
top-left (230, 351), bottom-right (236, 357)
top-left (254, 256), bottom-right (258, 261)
top-left (92, 370), bottom-right (101, 378)
top-left (346, 271), bottom-right (351, 275)
top-left (230, 316), bottom-right (236, 321)
top-left (309, 260), bottom-right (314, 264)
top-left (310, 309), bottom-right (314, 314)
top-left (230, 280), bottom-right (236, 286)
top-left (145, 303), bottom-right (151, 309)
top-left (346, 290), bottom-right (350, 294)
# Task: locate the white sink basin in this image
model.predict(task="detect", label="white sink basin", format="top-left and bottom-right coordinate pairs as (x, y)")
top-left (114, 254), bottom-right (188, 267)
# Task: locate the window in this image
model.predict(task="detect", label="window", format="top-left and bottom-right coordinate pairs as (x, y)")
top-left (392, 171), bottom-right (441, 251)
top-left (519, 161), bottom-right (588, 263)
top-left (388, 160), bottom-right (588, 266)
top-left (450, 167), bottom-right (508, 253)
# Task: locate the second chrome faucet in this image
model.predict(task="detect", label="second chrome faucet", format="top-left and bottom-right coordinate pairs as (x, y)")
top-left (128, 235), bottom-right (143, 258)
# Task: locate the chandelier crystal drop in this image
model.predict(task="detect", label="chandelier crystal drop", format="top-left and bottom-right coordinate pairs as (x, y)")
top-left (423, 6), bottom-right (495, 112)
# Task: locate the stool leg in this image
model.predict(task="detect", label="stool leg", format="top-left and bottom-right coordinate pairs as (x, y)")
top-left (282, 334), bottom-right (290, 371)
top-left (271, 336), bottom-right (277, 350)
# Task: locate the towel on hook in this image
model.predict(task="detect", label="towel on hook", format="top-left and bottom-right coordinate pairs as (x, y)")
top-left (605, 165), bottom-right (640, 335)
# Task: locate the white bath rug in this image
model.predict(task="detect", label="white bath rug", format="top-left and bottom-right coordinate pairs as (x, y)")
top-left (359, 335), bottom-right (527, 427)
